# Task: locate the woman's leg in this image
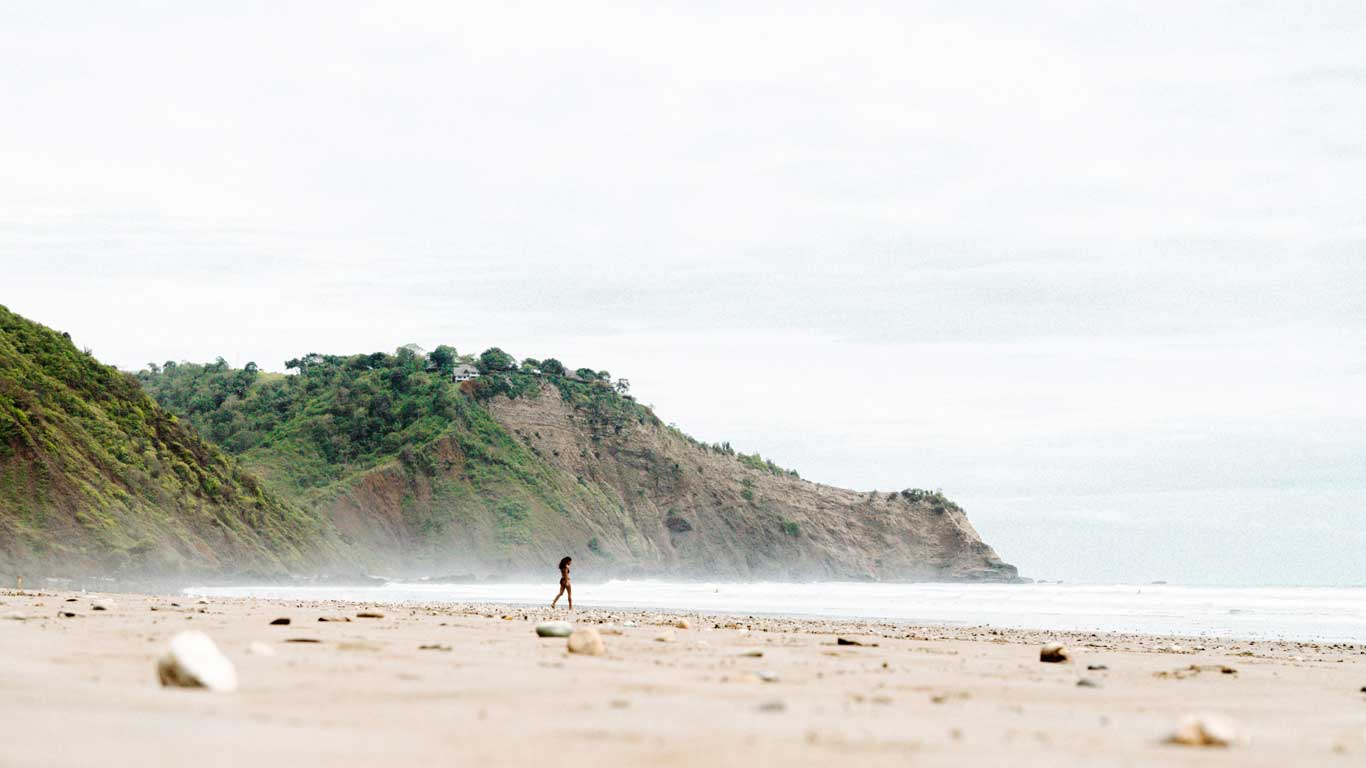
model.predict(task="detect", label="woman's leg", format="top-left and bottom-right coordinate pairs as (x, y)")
top-left (566, 583), bottom-right (573, 610)
top-left (552, 585), bottom-right (565, 607)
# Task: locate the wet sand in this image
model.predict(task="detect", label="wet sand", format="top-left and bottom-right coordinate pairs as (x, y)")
top-left (2, 589), bottom-right (1364, 766)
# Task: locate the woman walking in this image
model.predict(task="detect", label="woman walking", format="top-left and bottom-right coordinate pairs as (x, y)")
top-left (551, 556), bottom-right (573, 610)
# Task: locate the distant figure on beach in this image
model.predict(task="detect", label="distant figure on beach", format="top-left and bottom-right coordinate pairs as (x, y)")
top-left (551, 556), bottom-right (573, 610)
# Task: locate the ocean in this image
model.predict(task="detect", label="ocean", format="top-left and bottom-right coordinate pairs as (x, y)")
top-left (185, 581), bottom-right (1366, 644)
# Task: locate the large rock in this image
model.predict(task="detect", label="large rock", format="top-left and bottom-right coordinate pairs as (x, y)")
top-left (156, 631), bottom-right (239, 692)
top-left (567, 627), bottom-right (606, 656)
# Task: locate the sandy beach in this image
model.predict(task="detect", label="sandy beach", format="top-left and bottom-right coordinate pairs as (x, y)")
top-left (2, 589), bottom-right (1364, 767)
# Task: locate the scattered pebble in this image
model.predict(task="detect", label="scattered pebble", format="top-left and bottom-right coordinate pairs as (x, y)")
top-left (837, 637), bottom-right (878, 647)
top-left (91, 599), bottom-right (115, 611)
top-left (1040, 643), bottom-right (1070, 663)
top-left (1087, 664), bottom-right (1109, 671)
top-left (269, 618), bottom-right (291, 626)
top-left (318, 616), bottom-right (352, 623)
top-left (1076, 678), bottom-right (1101, 688)
top-left (567, 627), bottom-right (606, 656)
top-left (674, 618), bottom-right (691, 630)
top-left (536, 620), bottom-right (573, 638)
top-left (418, 644), bottom-right (452, 652)
top-left (56, 610), bottom-right (78, 618)
top-left (156, 631), bottom-right (238, 692)
top-left (654, 633), bottom-right (675, 643)
top-left (196, 598), bottom-right (210, 605)
top-left (1169, 712), bottom-right (1247, 748)
top-left (356, 611), bottom-right (385, 619)
top-left (738, 650), bottom-right (764, 658)
top-left (284, 638), bottom-right (322, 643)
top-left (758, 699), bottom-right (787, 713)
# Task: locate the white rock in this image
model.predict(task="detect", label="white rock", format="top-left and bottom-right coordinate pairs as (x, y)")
top-left (156, 631), bottom-right (238, 692)
top-left (246, 642), bottom-right (275, 657)
top-left (1170, 712), bottom-right (1247, 747)
top-left (535, 620), bottom-right (573, 638)
top-left (674, 618), bottom-right (691, 630)
top-left (567, 627), bottom-right (606, 656)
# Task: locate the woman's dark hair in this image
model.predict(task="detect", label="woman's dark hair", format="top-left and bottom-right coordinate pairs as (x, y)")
top-left (558, 556), bottom-right (572, 569)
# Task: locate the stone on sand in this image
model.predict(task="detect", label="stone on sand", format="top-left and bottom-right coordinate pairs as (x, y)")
top-left (1169, 712), bottom-right (1247, 747)
top-left (567, 627), bottom-right (606, 656)
top-left (269, 617), bottom-right (291, 626)
top-left (246, 641), bottom-right (275, 657)
top-left (1040, 643), bottom-right (1070, 663)
top-left (156, 631), bottom-right (239, 692)
top-left (674, 618), bottom-right (691, 629)
top-left (535, 620), bottom-right (573, 638)
top-left (92, 599), bottom-right (115, 611)
top-left (356, 611), bottom-right (385, 619)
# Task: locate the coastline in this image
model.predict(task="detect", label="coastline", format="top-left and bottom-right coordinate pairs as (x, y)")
top-left (3, 588), bottom-right (1364, 766)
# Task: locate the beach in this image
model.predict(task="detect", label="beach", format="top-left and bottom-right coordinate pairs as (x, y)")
top-left (2, 589), bottom-right (1364, 767)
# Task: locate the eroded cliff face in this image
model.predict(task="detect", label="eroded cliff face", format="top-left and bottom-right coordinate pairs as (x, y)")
top-left (318, 382), bottom-right (1018, 582)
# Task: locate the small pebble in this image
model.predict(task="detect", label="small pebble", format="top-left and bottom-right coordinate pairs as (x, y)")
top-left (535, 621), bottom-right (573, 638)
top-left (246, 642), bottom-right (275, 656)
top-left (758, 699), bottom-right (787, 713)
top-left (356, 611), bottom-right (385, 619)
top-left (91, 599), bottom-right (115, 611)
top-left (269, 618), bottom-right (291, 626)
top-left (1169, 712), bottom-right (1246, 747)
top-left (1040, 643), bottom-right (1070, 663)
top-left (567, 627), bottom-right (606, 656)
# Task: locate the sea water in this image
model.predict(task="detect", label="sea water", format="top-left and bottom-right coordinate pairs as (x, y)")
top-left (185, 581), bottom-right (1366, 643)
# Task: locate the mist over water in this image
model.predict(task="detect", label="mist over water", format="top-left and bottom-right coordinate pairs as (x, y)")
top-left (187, 581), bottom-right (1366, 643)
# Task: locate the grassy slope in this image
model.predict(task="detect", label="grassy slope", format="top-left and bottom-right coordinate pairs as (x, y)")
top-left (135, 354), bottom-right (661, 562)
top-left (0, 306), bottom-right (342, 576)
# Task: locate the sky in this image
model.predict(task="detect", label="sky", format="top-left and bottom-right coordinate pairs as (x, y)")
top-left (2, 1), bottom-right (1364, 584)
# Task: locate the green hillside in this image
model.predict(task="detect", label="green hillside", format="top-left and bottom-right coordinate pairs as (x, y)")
top-left (0, 305), bottom-right (342, 576)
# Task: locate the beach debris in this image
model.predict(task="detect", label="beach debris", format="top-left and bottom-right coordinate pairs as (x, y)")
top-left (418, 643), bottom-right (452, 652)
top-left (567, 627), bottom-right (606, 656)
top-left (318, 616), bottom-right (352, 622)
top-left (837, 637), bottom-right (878, 647)
top-left (738, 650), bottom-right (764, 658)
top-left (1076, 678), bottom-right (1101, 688)
top-left (674, 618), bottom-right (691, 630)
top-left (246, 642), bottom-right (275, 656)
top-left (622, 620), bottom-right (637, 627)
top-left (356, 611), bottom-right (385, 619)
top-left (654, 633), bottom-right (675, 643)
top-left (156, 631), bottom-right (238, 692)
top-left (284, 638), bottom-right (321, 643)
top-left (56, 610), bottom-right (79, 618)
top-left (1168, 712), bottom-right (1247, 747)
top-left (758, 699), bottom-right (787, 713)
top-left (92, 599), bottom-right (115, 611)
top-left (1040, 643), bottom-right (1070, 663)
top-left (269, 617), bottom-right (291, 626)
top-left (1155, 664), bottom-right (1237, 679)
top-left (535, 620), bottom-right (573, 638)
top-left (65, 597), bottom-right (78, 602)
top-left (1087, 664), bottom-right (1109, 671)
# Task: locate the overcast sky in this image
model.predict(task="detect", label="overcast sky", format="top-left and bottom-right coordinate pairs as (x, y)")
top-left (3, 2), bottom-right (1364, 584)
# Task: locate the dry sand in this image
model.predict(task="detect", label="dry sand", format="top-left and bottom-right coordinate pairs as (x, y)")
top-left (2, 588), bottom-right (1364, 766)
